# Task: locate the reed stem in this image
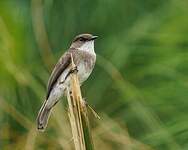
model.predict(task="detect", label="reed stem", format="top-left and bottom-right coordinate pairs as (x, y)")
top-left (66, 54), bottom-right (94, 150)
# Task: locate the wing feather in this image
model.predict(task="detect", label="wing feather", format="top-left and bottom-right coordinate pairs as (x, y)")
top-left (46, 51), bottom-right (71, 99)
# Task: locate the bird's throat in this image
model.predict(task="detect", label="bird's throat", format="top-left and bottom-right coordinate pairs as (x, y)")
top-left (78, 41), bottom-right (95, 54)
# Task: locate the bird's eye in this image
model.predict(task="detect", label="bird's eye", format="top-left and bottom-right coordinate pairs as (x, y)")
top-left (80, 37), bottom-right (86, 41)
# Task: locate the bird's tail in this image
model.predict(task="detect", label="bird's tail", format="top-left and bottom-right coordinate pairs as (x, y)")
top-left (37, 100), bottom-right (52, 131)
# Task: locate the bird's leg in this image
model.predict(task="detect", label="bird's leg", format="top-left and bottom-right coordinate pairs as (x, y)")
top-left (59, 66), bottom-right (78, 84)
top-left (70, 65), bottom-right (78, 74)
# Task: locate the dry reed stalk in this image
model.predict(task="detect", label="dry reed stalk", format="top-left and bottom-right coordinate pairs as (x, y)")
top-left (66, 54), bottom-right (94, 150)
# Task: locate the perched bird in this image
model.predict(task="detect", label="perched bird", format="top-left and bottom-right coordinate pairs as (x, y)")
top-left (37, 33), bottom-right (97, 131)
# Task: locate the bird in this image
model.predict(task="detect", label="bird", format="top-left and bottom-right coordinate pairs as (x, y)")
top-left (37, 33), bottom-right (97, 131)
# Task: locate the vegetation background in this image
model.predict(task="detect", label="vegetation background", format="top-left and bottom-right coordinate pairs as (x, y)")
top-left (0, 0), bottom-right (188, 149)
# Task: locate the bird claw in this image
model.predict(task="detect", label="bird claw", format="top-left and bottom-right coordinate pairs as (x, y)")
top-left (70, 66), bottom-right (78, 74)
top-left (59, 66), bottom-right (78, 85)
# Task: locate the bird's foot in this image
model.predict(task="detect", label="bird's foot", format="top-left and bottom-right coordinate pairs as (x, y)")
top-left (70, 66), bottom-right (78, 74)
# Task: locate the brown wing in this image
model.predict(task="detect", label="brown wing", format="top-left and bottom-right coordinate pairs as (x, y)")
top-left (46, 51), bottom-right (71, 99)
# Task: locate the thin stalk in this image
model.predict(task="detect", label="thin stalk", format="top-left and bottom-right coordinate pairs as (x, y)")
top-left (66, 54), bottom-right (94, 150)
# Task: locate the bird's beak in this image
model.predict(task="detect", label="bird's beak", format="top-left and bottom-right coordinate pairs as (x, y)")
top-left (91, 35), bottom-right (98, 40)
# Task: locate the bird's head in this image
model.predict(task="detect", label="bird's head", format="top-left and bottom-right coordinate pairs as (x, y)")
top-left (70, 33), bottom-right (98, 53)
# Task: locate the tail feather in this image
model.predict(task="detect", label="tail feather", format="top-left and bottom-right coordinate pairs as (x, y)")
top-left (37, 100), bottom-right (52, 131)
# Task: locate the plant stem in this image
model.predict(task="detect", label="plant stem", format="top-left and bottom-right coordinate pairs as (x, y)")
top-left (66, 54), bottom-right (94, 150)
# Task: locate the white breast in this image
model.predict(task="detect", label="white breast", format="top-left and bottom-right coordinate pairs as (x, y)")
top-left (77, 61), bottom-right (91, 84)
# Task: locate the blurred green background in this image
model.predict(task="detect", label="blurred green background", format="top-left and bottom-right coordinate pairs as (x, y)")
top-left (0, 0), bottom-right (188, 149)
